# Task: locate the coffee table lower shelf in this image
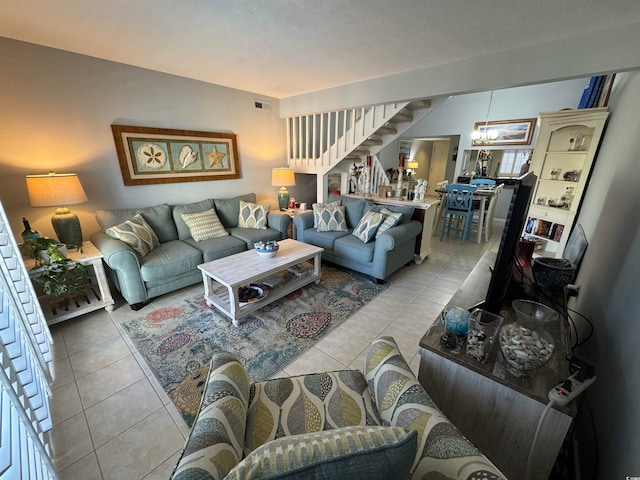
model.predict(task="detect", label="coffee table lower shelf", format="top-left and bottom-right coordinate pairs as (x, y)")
top-left (197, 239), bottom-right (323, 326)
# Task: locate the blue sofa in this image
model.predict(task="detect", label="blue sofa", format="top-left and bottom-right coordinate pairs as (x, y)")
top-left (91, 193), bottom-right (290, 309)
top-left (293, 194), bottom-right (421, 281)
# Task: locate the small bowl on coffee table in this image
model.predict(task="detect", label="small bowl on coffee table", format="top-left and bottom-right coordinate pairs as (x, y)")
top-left (254, 241), bottom-right (279, 258)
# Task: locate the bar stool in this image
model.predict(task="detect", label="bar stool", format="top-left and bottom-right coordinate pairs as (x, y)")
top-left (440, 183), bottom-right (477, 244)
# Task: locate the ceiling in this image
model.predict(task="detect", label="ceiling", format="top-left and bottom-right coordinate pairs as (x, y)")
top-left (2, 0), bottom-right (640, 99)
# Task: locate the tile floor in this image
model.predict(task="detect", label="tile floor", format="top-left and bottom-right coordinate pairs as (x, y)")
top-left (48, 226), bottom-right (502, 479)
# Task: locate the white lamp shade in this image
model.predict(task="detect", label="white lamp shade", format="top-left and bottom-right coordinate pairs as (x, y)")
top-left (271, 167), bottom-right (296, 187)
top-left (25, 173), bottom-right (88, 207)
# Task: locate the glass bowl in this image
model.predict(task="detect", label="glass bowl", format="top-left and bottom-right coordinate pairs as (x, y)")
top-left (499, 300), bottom-right (559, 378)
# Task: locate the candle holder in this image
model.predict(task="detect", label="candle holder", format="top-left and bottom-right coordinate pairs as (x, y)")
top-left (395, 166), bottom-right (405, 200)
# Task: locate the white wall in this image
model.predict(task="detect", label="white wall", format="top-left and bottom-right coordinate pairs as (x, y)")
top-left (569, 71), bottom-right (640, 476)
top-left (0, 38), bottom-right (289, 240)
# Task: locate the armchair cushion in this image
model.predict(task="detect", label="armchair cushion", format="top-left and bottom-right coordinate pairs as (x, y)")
top-left (226, 426), bottom-right (417, 480)
top-left (244, 370), bottom-right (381, 454)
top-left (365, 337), bottom-right (505, 479)
top-left (171, 352), bottom-right (250, 480)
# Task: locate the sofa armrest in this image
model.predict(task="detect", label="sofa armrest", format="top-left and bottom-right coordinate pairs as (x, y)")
top-left (267, 210), bottom-right (291, 239)
top-left (90, 231), bottom-right (146, 305)
top-left (364, 337), bottom-right (506, 479)
top-left (171, 352), bottom-right (251, 480)
top-left (293, 210), bottom-right (314, 231)
top-left (373, 220), bottom-right (422, 252)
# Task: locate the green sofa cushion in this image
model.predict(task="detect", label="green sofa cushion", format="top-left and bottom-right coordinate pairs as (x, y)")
top-left (334, 234), bottom-right (376, 263)
top-left (226, 426), bottom-right (417, 480)
top-left (96, 203), bottom-right (177, 243)
top-left (226, 227), bottom-right (282, 249)
top-left (214, 193), bottom-right (257, 228)
top-left (172, 199), bottom-right (215, 240)
top-left (184, 235), bottom-right (247, 262)
top-left (138, 240), bottom-right (202, 282)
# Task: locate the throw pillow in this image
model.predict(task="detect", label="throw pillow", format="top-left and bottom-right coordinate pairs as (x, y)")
top-left (375, 208), bottom-right (403, 238)
top-left (316, 205), bottom-right (348, 232)
top-left (105, 213), bottom-right (160, 258)
top-left (226, 426), bottom-right (417, 480)
top-left (180, 208), bottom-right (228, 241)
top-left (312, 201), bottom-right (341, 228)
top-left (352, 210), bottom-right (385, 243)
top-left (238, 201), bottom-right (270, 229)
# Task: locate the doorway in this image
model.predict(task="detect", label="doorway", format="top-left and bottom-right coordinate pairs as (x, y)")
top-left (404, 137), bottom-right (455, 196)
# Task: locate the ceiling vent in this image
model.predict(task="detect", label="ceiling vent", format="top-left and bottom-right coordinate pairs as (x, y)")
top-left (253, 99), bottom-right (272, 111)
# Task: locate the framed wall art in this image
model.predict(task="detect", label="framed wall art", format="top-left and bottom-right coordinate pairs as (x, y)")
top-left (471, 118), bottom-right (537, 147)
top-left (111, 125), bottom-right (241, 185)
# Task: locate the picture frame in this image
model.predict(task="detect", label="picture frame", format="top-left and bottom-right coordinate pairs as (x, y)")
top-left (111, 125), bottom-right (240, 185)
top-left (471, 118), bottom-right (537, 146)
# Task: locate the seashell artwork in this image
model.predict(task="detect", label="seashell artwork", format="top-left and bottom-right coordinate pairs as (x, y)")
top-left (137, 143), bottom-right (167, 170)
top-left (178, 145), bottom-right (198, 168)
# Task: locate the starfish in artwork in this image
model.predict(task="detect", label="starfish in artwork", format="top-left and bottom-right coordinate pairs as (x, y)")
top-left (207, 146), bottom-right (227, 168)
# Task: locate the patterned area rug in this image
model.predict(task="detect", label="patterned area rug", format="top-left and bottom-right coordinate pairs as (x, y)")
top-left (121, 265), bottom-right (386, 427)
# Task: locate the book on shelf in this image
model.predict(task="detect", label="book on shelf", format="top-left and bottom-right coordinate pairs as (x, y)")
top-left (260, 272), bottom-right (288, 289)
top-left (552, 224), bottom-right (565, 242)
top-left (535, 220), bottom-right (552, 238)
top-left (287, 261), bottom-right (313, 278)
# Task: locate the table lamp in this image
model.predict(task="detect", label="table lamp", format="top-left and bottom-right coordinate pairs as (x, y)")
top-left (25, 172), bottom-right (88, 247)
top-left (271, 167), bottom-right (296, 210)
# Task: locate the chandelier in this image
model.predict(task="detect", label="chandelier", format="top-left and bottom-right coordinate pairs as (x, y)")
top-left (471, 91), bottom-right (499, 144)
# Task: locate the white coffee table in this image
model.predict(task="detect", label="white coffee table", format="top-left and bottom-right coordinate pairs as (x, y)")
top-left (197, 239), bottom-right (323, 326)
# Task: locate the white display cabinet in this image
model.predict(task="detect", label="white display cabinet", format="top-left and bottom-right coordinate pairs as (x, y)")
top-left (524, 108), bottom-right (608, 257)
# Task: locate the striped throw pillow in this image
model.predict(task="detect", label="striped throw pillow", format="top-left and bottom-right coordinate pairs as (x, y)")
top-left (181, 208), bottom-right (228, 241)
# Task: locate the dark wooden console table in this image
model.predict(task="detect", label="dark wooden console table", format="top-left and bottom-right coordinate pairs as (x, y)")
top-left (418, 251), bottom-right (576, 480)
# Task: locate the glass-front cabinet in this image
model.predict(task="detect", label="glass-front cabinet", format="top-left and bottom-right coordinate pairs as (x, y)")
top-left (524, 108), bottom-right (608, 257)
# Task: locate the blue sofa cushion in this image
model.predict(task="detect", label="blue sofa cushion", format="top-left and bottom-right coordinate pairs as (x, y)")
top-left (172, 199), bottom-right (215, 240)
top-left (185, 235), bottom-right (247, 262)
top-left (215, 193), bottom-right (257, 228)
top-left (301, 228), bottom-right (351, 250)
top-left (96, 203), bottom-right (177, 243)
top-left (334, 234), bottom-right (376, 263)
top-left (367, 203), bottom-right (415, 225)
top-left (139, 240), bottom-right (202, 282)
top-left (328, 194), bottom-right (373, 228)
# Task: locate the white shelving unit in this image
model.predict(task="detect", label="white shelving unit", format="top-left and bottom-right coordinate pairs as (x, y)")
top-left (524, 108), bottom-right (609, 257)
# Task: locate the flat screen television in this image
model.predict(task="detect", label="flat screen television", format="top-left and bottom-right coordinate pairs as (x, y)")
top-left (482, 171), bottom-right (537, 314)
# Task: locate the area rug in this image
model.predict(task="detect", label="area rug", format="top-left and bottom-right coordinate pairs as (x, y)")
top-left (121, 264), bottom-right (386, 427)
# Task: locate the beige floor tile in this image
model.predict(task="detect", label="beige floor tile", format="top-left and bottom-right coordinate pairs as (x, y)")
top-left (315, 326), bottom-right (369, 366)
top-left (70, 335), bottom-right (131, 379)
top-left (77, 355), bottom-right (145, 409)
top-left (389, 309), bottom-right (438, 338)
top-left (62, 314), bottom-right (121, 357)
top-left (96, 408), bottom-right (184, 480)
top-left (51, 412), bottom-right (94, 472)
top-left (51, 381), bottom-right (83, 426)
top-left (142, 451), bottom-right (182, 480)
top-left (428, 276), bottom-right (464, 295)
top-left (410, 286), bottom-right (454, 307)
top-left (59, 452), bottom-right (103, 480)
top-left (283, 346), bottom-right (346, 377)
top-left (339, 311), bottom-right (390, 342)
top-left (51, 356), bottom-right (75, 389)
top-left (166, 402), bottom-right (191, 439)
top-left (86, 378), bottom-right (163, 448)
top-left (379, 327), bottom-right (421, 364)
top-left (49, 325), bottom-right (69, 361)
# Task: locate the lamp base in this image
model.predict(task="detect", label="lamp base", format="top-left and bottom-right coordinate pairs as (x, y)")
top-left (277, 188), bottom-right (290, 211)
top-left (51, 207), bottom-right (83, 248)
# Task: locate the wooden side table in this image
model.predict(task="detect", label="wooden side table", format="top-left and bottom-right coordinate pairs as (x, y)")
top-left (25, 240), bottom-right (115, 324)
top-left (418, 252), bottom-right (575, 480)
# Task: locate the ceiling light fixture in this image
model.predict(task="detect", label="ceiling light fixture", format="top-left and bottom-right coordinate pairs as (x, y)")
top-left (471, 91), bottom-right (499, 144)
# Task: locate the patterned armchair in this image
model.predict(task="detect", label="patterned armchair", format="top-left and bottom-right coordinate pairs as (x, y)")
top-left (170, 337), bottom-right (506, 480)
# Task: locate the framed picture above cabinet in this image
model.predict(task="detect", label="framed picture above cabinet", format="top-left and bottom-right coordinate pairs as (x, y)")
top-left (523, 108), bottom-right (608, 258)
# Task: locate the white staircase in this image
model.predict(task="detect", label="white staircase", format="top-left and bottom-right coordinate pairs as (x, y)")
top-left (286, 98), bottom-right (441, 202)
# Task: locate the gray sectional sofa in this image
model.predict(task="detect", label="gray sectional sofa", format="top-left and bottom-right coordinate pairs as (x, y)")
top-left (91, 193), bottom-right (290, 309)
top-left (293, 194), bottom-right (421, 281)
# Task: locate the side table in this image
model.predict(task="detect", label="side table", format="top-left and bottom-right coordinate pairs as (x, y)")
top-left (25, 240), bottom-right (115, 324)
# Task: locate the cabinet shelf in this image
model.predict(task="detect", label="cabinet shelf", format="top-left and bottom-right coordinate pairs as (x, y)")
top-left (526, 109), bottom-right (608, 257)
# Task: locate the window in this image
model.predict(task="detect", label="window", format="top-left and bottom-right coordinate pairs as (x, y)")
top-left (498, 149), bottom-right (533, 176)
